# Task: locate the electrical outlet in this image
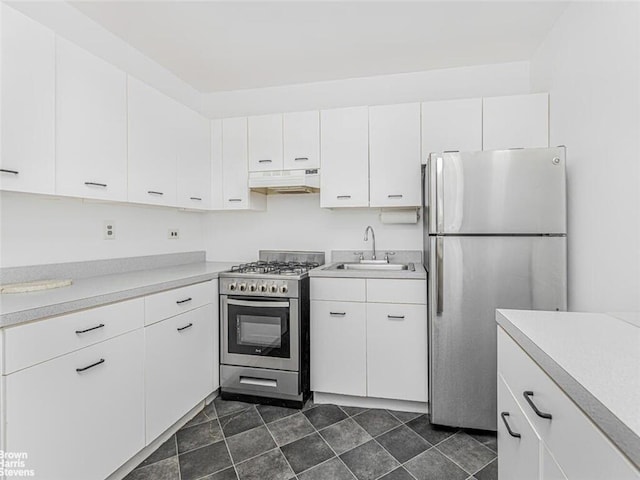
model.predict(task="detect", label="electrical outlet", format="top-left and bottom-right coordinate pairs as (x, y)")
top-left (104, 221), bottom-right (116, 240)
top-left (168, 229), bottom-right (180, 239)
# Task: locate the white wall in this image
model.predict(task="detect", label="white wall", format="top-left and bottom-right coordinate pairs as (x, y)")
top-left (0, 192), bottom-right (205, 268)
top-left (203, 61), bottom-right (530, 118)
top-left (531, 2), bottom-right (640, 312)
top-left (205, 194), bottom-right (421, 263)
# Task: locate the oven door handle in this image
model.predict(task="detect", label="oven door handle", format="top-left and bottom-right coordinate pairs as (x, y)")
top-left (227, 299), bottom-right (290, 308)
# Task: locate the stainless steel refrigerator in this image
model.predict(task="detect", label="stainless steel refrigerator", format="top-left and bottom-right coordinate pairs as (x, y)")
top-left (424, 147), bottom-right (567, 431)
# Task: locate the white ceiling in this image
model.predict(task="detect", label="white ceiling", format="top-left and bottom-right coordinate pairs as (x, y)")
top-left (70, 1), bottom-right (568, 93)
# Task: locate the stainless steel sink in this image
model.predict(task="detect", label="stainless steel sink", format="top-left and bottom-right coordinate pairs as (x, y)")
top-left (332, 262), bottom-right (415, 271)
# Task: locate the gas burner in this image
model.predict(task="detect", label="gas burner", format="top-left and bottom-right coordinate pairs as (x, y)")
top-left (229, 260), bottom-right (320, 276)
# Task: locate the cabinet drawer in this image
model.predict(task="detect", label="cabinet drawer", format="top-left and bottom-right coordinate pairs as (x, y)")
top-left (311, 278), bottom-right (366, 302)
top-left (145, 304), bottom-right (215, 443)
top-left (3, 298), bottom-right (143, 374)
top-left (366, 303), bottom-right (427, 402)
top-left (145, 281), bottom-right (213, 325)
top-left (366, 279), bottom-right (426, 304)
top-left (5, 329), bottom-right (145, 480)
top-left (310, 300), bottom-right (366, 396)
top-left (498, 327), bottom-right (639, 479)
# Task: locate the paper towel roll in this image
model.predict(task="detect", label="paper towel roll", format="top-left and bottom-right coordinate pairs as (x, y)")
top-left (379, 208), bottom-right (419, 224)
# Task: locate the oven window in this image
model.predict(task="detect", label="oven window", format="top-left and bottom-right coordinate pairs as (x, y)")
top-left (238, 315), bottom-right (282, 348)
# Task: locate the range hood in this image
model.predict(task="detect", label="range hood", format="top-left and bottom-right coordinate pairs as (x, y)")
top-left (249, 169), bottom-right (320, 194)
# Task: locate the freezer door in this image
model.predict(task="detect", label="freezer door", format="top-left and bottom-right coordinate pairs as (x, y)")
top-left (428, 147), bottom-right (566, 234)
top-left (428, 235), bottom-right (566, 431)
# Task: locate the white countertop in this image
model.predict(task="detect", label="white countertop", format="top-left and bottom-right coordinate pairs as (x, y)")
top-left (0, 261), bottom-right (236, 328)
top-left (497, 309), bottom-right (640, 467)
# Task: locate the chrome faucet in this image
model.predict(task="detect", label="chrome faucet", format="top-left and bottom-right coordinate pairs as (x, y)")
top-left (364, 226), bottom-right (376, 260)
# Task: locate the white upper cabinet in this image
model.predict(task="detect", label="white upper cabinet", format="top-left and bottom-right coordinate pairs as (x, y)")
top-left (320, 106), bottom-right (369, 208)
top-left (369, 103), bottom-right (421, 207)
top-left (221, 117), bottom-right (266, 210)
top-left (176, 104), bottom-right (211, 210)
top-left (0, 4), bottom-right (55, 194)
top-left (210, 119), bottom-right (224, 210)
top-left (248, 113), bottom-right (283, 171)
top-left (55, 38), bottom-right (127, 202)
top-left (127, 76), bottom-right (178, 206)
top-left (421, 98), bottom-right (482, 160)
top-left (483, 93), bottom-right (549, 150)
top-left (283, 110), bottom-right (320, 170)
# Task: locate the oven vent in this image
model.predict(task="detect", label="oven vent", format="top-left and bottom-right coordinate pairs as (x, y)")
top-left (249, 169), bottom-right (320, 195)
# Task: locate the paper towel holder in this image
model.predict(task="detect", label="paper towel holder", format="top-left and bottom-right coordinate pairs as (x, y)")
top-left (379, 207), bottom-right (420, 224)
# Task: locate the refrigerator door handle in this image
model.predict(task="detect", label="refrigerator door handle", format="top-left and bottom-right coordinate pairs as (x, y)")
top-left (436, 236), bottom-right (444, 314)
top-left (436, 155), bottom-right (444, 233)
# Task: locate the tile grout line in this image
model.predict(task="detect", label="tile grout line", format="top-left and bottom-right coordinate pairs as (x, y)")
top-left (175, 434), bottom-right (182, 480)
top-left (255, 405), bottom-right (299, 479)
top-left (213, 400), bottom-right (242, 480)
top-left (431, 432), bottom-right (487, 477)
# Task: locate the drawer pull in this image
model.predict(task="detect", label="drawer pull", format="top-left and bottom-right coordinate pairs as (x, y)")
top-left (240, 376), bottom-right (277, 388)
top-left (228, 198), bottom-right (242, 202)
top-left (76, 358), bottom-right (105, 373)
top-left (147, 190), bottom-right (164, 196)
top-left (84, 181), bottom-right (107, 188)
top-left (387, 315), bottom-right (405, 320)
top-left (177, 323), bottom-right (193, 332)
top-left (75, 323), bottom-right (105, 334)
top-left (176, 297), bottom-right (193, 304)
top-left (337, 195), bottom-right (351, 199)
top-left (523, 391), bottom-right (553, 419)
top-left (294, 157), bottom-right (309, 161)
top-left (258, 159), bottom-right (272, 163)
top-left (500, 412), bottom-right (521, 438)
top-left (387, 194), bottom-right (404, 199)
top-left (190, 196), bottom-right (202, 201)
top-left (329, 312), bottom-right (346, 316)
top-left (0, 168), bottom-right (19, 175)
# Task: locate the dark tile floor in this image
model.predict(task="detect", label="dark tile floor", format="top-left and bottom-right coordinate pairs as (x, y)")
top-left (125, 397), bottom-right (497, 480)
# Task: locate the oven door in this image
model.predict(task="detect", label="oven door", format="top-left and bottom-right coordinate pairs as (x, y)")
top-left (221, 296), bottom-right (299, 371)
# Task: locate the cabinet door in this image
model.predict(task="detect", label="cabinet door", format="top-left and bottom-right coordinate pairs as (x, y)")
top-left (310, 300), bottom-right (366, 396)
top-left (210, 280), bottom-right (220, 390)
top-left (145, 304), bottom-right (214, 443)
top-left (283, 110), bottom-right (320, 170)
top-left (176, 105), bottom-right (211, 210)
top-left (369, 103), bottom-right (421, 207)
top-left (421, 98), bottom-right (482, 160)
top-left (55, 38), bottom-right (127, 201)
top-left (320, 106), bottom-right (369, 208)
top-left (0, 4), bottom-right (55, 194)
top-left (5, 329), bottom-right (145, 480)
top-left (366, 303), bottom-right (427, 402)
top-left (483, 93), bottom-right (549, 150)
top-left (222, 117), bottom-right (250, 208)
top-left (497, 374), bottom-right (541, 480)
top-left (211, 119), bottom-right (224, 209)
top-left (248, 113), bottom-right (283, 171)
top-left (128, 76), bottom-right (177, 206)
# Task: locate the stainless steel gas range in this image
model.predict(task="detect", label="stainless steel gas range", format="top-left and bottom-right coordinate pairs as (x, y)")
top-left (219, 251), bottom-right (324, 408)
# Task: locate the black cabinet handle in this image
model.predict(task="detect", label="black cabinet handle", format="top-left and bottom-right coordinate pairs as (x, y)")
top-left (523, 391), bottom-right (553, 419)
top-left (258, 159), bottom-right (272, 163)
top-left (228, 198), bottom-right (242, 202)
top-left (176, 297), bottom-right (192, 304)
top-left (190, 196), bottom-right (202, 201)
top-left (337, 195), bottom-right (351, 199)
top-left (147, 190), bottom-right (164, 196)
top-left (75, 323), bottom-right (105, 334)
top-left (1, 169), bottom-right (19, 175)
top-left (387, 194), bottom-right (403, 199)
top-left (76, 358), bottom-right (105, 373)
top-left (387, 315), bottom-right (405, 319)
top-left (294, 157), bottom-right (309, 161)
top-left (500, 412), bottom-right (521, 438)
top-left (329, 312), bottom-right (346, 316)
top-left (177, 323), bottom-right (193, 331)
top-left (84, 182), bottom-right (107, 188)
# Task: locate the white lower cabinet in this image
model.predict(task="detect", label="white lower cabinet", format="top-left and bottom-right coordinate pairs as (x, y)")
top-left (310, 300), bottom-right (367, 397)
top-left (366, 303), bottom-right (427, 402)
top-left (311, 278), bottom-right (427, 404)
top-left (498, 327), bottom-right (639, 479)
top-left (145, 304), bottom-right (215, 443)
top-left (4, 329), bottom-right (145, 480)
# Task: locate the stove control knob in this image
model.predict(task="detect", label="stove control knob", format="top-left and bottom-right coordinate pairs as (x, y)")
top-left (239, 283), bottom-right (247, 292)
top-left (269, 284), bottom-right (278, 293)
top-left (249, 283), bottom-right (257, 292)
top-left (259, 284), bottom-right (267, 293)
top-left (228, 282), bottom-right (237, 291)
top-left (280, 285), bottom-right (289, 294)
